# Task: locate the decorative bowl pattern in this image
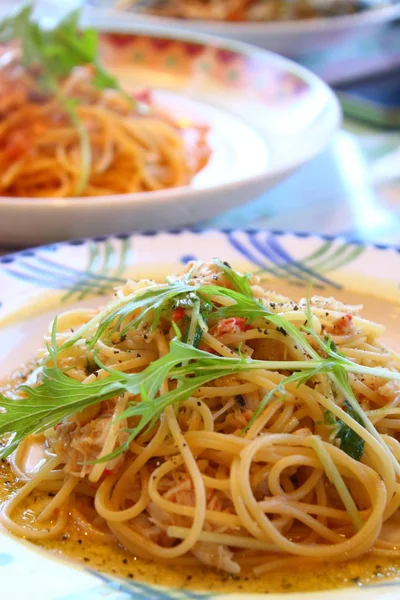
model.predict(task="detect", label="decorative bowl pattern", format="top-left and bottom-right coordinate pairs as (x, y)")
top-left (101, 32), bottom-right (309, 101)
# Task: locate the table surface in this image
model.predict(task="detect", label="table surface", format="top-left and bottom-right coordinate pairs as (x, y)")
top-left (200, 123), bottom-right (400, 245)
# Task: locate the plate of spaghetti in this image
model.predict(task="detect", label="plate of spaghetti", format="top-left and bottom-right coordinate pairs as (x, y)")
top-left (1, 229), bottom-right (400, 600)
top-left (0, 6), bottom-right (339, 246)
top-left (86, 0), bottom-right (400, 56)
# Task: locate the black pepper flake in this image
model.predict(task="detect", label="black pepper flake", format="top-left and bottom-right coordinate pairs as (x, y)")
top-left (48, 492), bottom-right (56, 497)
top-left (293, 305), bottom-right (299, 311)
top-left (78, 539), bottom-right (83, 545)
top-left (70, 328), bottom-right (74, 333)
top-left (282, 581), bottom-right (293, 590)
top-left (197, 401), bottom-right (201, 406)
top-left (212, 275), bottom-right (218, 281)
top-left (270, 302), bottom-right (276, 309)
top-left (94, 372), bottom-right (98, 377)
top-left (257, 327), bottom-right (262, 333)
top-left (62, 534), bottom-right (69, 541)
top-left (223, 261), bottom-right (231, 268)
top-left (235, 395), bottom-right (246, 408)
top-left (186, 575), bottom-right (193, 581)
top-left (326, 312), bottom-right (329, 316)
top-left (128, 574), bottom-right (134, 579)
top-left (122, 558), bottom-right (128, 564)
top-left (120, 334), bottom-right (127, 342)
top-left (83, 557), bottom-right (90, 562)
top-left (143, 334), bottom-right (148, 340)
top-left (277, 326), bottom-right (288, 337)
top-left (114, 349), bottom-right (120, 354)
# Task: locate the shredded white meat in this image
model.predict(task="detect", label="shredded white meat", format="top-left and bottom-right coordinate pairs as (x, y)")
top-left (192, 542), bottom-right (240, 574)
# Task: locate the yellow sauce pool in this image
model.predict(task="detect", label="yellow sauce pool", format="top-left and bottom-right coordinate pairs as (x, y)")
top-left (1, 459), bottom-right (400, 594)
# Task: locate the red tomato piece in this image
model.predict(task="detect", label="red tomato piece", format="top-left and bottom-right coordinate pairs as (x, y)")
top-left (172, 307), bottom-right (186, 322)
top-left (211, 317), bottom-right (247, 336)
top-left (5, 131), bottom-right (30, 160)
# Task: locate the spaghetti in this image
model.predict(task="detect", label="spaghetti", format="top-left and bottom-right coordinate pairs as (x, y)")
top-left (0, 9), bottom-right (210, 198)
top-left (2, 260), bottom-right (400, 577)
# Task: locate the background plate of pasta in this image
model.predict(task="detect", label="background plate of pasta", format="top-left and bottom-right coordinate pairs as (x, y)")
top-left (86, 0), bottom-right (400, 56)
top-left (2, 229), bottom-right (400, 599)
top-left (0, 6), bottom-right (339, 247)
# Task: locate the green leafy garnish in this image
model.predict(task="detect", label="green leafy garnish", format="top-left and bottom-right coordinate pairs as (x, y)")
top-left (181, 294), bottom-right (211, 348)
top-left (325, 400), bottom-right (365, 461)
top-left (58, 281), bottom-right (196, 353)
top-left (301, 294), bottom-right (400, 476)
top-left (182, 297), bottom-right (201, 347)
top-left (0, 6), bottom-right (118, 92)
top-left (0, 338), bottom-right (326, 459)
top-left (0, 365), bottom-right (124, 457)
top-left (213, 259), bottom-right (254, 297)
top-left (244, 361), bottom-right (335, 433)
top-left (0, 336), bottom-right (208, 458)
top-left (300, 299), bottom-right (397, 463)
top-left (2, 263), bottom-right (400, 477)
top-left (311, 436), bottom-right (363, 531)
top-left (0, 5), bottom-right (128, 194)
top-left (203, 284), bottom-right (311, 356)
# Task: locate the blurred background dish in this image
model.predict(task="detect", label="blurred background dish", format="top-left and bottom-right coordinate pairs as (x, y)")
top-left (0, 32), bottom-right (211, 198)
top-left (0, 1), bottom-right (399, 251)
top-left (85, 0), bottom-right (400, 56)
top-left (0, 17), bottom-right (339, 247)
top-left (105, 0), bottom-right (399, 21)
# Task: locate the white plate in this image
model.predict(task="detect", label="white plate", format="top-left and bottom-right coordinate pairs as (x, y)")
top-left (1, 229), bottom-right (400, 599)
top-left (84, 3), bottom-right (400, 56)
top-left (0, 25), bottom-right (339, 247)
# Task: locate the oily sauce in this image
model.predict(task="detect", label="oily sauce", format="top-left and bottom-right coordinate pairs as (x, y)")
top-left (1, 459), bottom-right (400, 594)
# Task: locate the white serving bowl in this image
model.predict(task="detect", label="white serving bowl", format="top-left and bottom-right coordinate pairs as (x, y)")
top-left (84, 2), bottom-right (400, 56)
top-left (0, 25), bottom-right (340, 247)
